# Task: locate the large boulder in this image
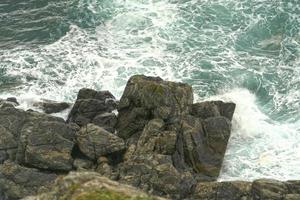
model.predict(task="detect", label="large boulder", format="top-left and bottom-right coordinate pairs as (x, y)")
top-left (67, 88), bottom-right (117, 127)
top-left (0, 105), bottom-right (77, 171)
top-left (117, 75), bottom-right (193, 139)
top-left (76, 123), bottom-right (125, 160)
top-left (0, 162), bottom-right (57, 200)
top-left (23, 172), bottom-right (167, 200)
top-left (16, 111), bottom-right (76, 171)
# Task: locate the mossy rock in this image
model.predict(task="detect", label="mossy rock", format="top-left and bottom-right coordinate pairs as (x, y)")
top-left (67, 188), bottom-right (154, 200)
top-left (24, 172), bottom-right (167, 200)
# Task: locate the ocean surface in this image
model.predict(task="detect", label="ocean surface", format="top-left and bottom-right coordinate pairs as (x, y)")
top-left (0, 0), bottom-right (299, 181)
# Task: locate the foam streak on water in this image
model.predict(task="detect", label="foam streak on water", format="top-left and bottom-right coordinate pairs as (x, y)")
top-left (0, 0), bottom-right (300, 181)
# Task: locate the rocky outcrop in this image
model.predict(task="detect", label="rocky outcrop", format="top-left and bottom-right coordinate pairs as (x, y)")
top-left (67, 88), bottom-right (117, 129)
top-left (23, 172), bottom-right (167, 200)
top-left (100, 75), bottom-right (235, 199)
top-left (0, 75), bottom-right (242, 200)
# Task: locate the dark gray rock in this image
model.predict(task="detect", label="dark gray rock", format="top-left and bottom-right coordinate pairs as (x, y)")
top-left (92, 112), bottom-right (117, 133)
top-left (67, 88), bottom-right (117, 127)
top-left (191, 101), bottom-right (235, 121)
top-left (33, 100), bottom-right (71, 114)
top-left (16, 112), bottom-right (76, 171)
top-left (117, 75), bottom-right (193, 140)
top-left (76, 123), bottom-right (125, 160)
top-left (0, 161), bottom-right (57, 200)
top-left (6, 97), bottom-right (19, 105)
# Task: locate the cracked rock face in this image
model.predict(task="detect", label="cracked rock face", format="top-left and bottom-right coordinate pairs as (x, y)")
top-left (0, 162), bottom-right (57, 200)
top-left (67, 88), bottom-right (117, 127)
top-left (111, 75), bottom-right (235, 199)
top-left (76, 123), bottom-right (125, 160)
top-left (117, 75), bottom-right (193, 140)
top-left (16, 111), bottom-right (76, 171)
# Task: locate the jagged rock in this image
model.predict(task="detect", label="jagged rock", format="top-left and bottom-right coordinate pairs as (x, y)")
top-left (190, 101), bottom-right (236, 121)
top-left (76, 123), bottom-right (125, 160)
top-left (15, 111), bottom-right (76, 171)
top-left (0, 161), bottom-right (57, 200)
top-left (67, 88), bottom-right (117, 126)
top-left (118, 154), bottom-right (192, 199)
top-left (111, 75), bottom-right (235, 198)
top-left (0, 75), bottom-right (239, 200)
top-left (23, 172), bottom-right (167, 200)
top-left (117, 75), bottom-right (193, 139)
top-left (33, 100), bottom-right (71, 114)
top-left (92, 112), bottom-right (117, 133)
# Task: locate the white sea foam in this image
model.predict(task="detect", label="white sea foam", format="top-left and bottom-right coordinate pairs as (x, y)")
top-left (205, 89), bottom-right (300, 181)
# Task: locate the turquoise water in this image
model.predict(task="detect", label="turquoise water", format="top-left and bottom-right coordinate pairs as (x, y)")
top-left (0, 0), bottom-right (299, 180)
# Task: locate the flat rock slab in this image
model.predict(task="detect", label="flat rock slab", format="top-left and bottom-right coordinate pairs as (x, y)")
top-left (76, 123), bottom-right (125, 160)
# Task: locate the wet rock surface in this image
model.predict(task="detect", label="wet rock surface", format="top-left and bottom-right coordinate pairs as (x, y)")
top-left (33, 100), bottom-right (71, 114)
top-left (1, 75), bottom-right (298, 200)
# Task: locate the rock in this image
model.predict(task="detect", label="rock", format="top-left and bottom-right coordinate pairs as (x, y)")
top-left (73, 158), bottom-right (94, 170)
top-left (190, 101), bottom-right (236, 121)
top-left (0, 161), bottom-right (57, 200)
top-left (0, 106), bottom-right (28, 163)
top-left (76, 124), bottom-right (125, 160)
top-left (6, 97), bottom-right (19, 105)
top-left (23, 171), bottom-right (167, 200)
top-left (92, 112), bottom-right (117, 133)
top-left (191, 181), bottom-right (252, 200)
top-left (16, 111), bottom-right (76, 171)
top-left (287, 180), bottom-right (300, 194)
top-left (0, 126), bottom-right (18, 164)
top-left (67, 88), bottom-right (117, 127)
top-left (117, 75), bottom-right (193, 139)
top-left (285, 194), bottom-right (300, 200)
top-left (118, 154), bottom-right (191, 199)
top-left (0, 97), bottom-right (19, 108)
top-left (252, 179), bottom-right (288, 200)
top-left (33, 100), bottom-right (71, 114)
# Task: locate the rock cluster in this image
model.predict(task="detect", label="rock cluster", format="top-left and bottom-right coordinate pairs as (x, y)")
top-left (1, 75), bottom-right (296, 200)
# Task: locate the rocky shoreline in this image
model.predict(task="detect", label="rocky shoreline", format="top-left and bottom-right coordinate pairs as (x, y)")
top-left (0, 75), bottom-right (299, 200)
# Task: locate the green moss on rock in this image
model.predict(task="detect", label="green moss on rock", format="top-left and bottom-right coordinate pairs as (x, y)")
top-left (72, 189), bottom-right (154, 200)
